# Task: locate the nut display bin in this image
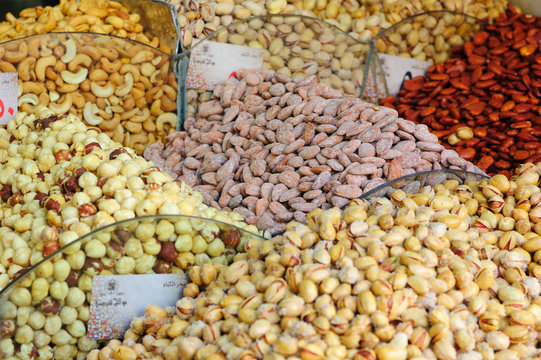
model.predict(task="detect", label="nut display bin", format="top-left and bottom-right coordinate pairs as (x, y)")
top-left (177, 14), bottom-right (386, 124)
top-left (359, 169), bottom-right (490, 201)
top-left (0, 32), bottom-right (180, 154)
top-left (0, 215), bottom-right (264, 359)
top-left (374, 10), bottom-right (484, 65)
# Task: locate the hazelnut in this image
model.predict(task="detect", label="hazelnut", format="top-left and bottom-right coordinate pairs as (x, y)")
top-left (0, 320), bottom-right (15, 337)
top-left (84, 142), bottom-right (102, 155)
top-left (0, 184), bottom-right (12, 202)
top-left (97, 177), bottom-right (109, 188)
top-left (55, 149), bottom-right (71, 162)
top-left (159, 242), bottom-right (178, 263)
top-left (221, 229), bottom-right (241, 247)
top-left (66, 269), bottom-right (79, 287)
top-left (8, 192), bottom-right (22, 206)
top-left (34, 192), bottom-right (47, 204)
top-left (79, 203), bottom-right (97, 217)
top-left (83, 258), bottom-right (104, 275)
top-left (44, 197), bottom-right (60, 212)
top-left (113, 228), bottom-right (130, 244)
top-left (63, 192), bottom-right (74, 202)
top-left (142, 166), bottom-right (160, 176)
top-left (109, 240), bottom-right (124, 256)
top-left (41, 226), bottom-right (59, 242)
top-left (41, 298), bottom-right (60, 315)
top-left (42, 240), bottom-right (60, 257)
top-left (146, 183), bottom-right (162, 191)
top-left (154, 260), bottom-right (173, 274)
top-left (63, 177), bottom-right (80, 193)
top-left (75, 167), bottom-right (88, 179)
top-left (34, 114), bottom-right (58, 130)
top-left (109, 148), bottom-right (130, 159)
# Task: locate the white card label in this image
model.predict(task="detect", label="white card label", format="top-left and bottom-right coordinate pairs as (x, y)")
top-left (186, 41), bottom-right (264, 90)
top-left (0, 73), bottom-right (18, 125)
top-left (378, 53), bottom-right (431, 96)
top-left (88, 274), bottom-right (187, 340)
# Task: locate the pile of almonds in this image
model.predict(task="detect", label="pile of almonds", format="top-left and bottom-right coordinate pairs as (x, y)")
top-left (145, 69), bottom-right (482, 235)
top-left (380, 6), bottom-right (541, 177)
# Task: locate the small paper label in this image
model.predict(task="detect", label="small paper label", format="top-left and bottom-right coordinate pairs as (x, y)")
top-left (378, 53), bottom-right (431, 96)
top-left (186, 41), bottom-right (264, 90)
top-left (0, 73), bottom-right (18, 125)
top-left (87, 274), bottom-right (187, 340)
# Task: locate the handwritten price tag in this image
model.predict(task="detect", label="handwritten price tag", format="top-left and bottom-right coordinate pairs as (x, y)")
top-left (378, 53), bottom-right (431, 96)
top-left (0, 73), bottom-right (18, 125)
top-left (186, 41), bottom-right (264, 90)
top-left (88, 274), bottom-right (187, 340)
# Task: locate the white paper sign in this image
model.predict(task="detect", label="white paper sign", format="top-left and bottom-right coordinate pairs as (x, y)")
top-left (186, 41), bottom-right (264, 90)
top-left (0, 73), bottom-right (18, 125)
top-left (87, 274), bottom-right (187, 340)
top-left (378, 53), bottom-right (431, 96)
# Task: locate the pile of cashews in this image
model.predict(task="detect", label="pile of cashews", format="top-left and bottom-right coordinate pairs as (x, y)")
top-left (2, 33), bottom-right (178, 155)
top-left (0, 0), bottom-right (168, 49)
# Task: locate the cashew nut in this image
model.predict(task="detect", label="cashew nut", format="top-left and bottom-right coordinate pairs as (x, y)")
top-left (68, 15), bottom-right (89, 28)
top-left (89, 69), bottom-right (108, 82)
top-left (49, 92), bottom-right (60, 103)
top-left (156, 112), bottom-right (177, 133)
top-left (56, 83), bottom-right (79, 93)
top-left (4, 42), bottom-right (28, 63)
top-left (72, 92), bottom-right (85, 109)
top-left (0, 61), bottom-right (17, 73)
top-left (125, 121), bottom-right (142, 133)
top-left (100, 57), bottom-right (121, 73)
top-left (22, 82), bottom-right (45, 95)
top-left (68, 54), bottom-right (92, 72)
top-left (42, 8), bottom-right (57, 33)
top-left (126, 132), bottom-right (148, 155)
top-left (161, 85), bottom-right (177, 101)
top-left (80, 45), bottom-right (101, 61)
top-left (35, 55), bottom-right (57, 82)
top-left (131, 50), bottom-right (154, 64)
top-left (90, 82), bottom-right (114, 98)
top-left (49, 93), bottom-right (73, 115)
top-left (28, 38), bottom-right (41, 58)
top-left (86, 8), bottom-right (109, 18)
top-left (150, 99), bottom-right (163, 116)
top-left (61, 68), bottom-right (88, 85)
top-left (83, 103), bottom-right (103, 125)
top-left (119, 108), bottom-right (139, 121)
top-left (140, 62), bottom-right (155, 77)
top-left (160, 94), bottom-right (177, 112)
top-left (101, 48), bottom-right (119, 61)
top-left (18, 94), bottom-right (39, 106)
top-left (119, 63), bottom-right (141, 82)
top-left (130, 108), bottom-right (151, 123)
top-left (99, 114), bottom-right (120, 131)
top-left (61, 38), bottom-right (77, 63)
top-left (115, 73), bottom-right (134, 97)
top-left (111, 123), bottom-right (124, 144)
top-left (17, 57), bottom-right (36, 82)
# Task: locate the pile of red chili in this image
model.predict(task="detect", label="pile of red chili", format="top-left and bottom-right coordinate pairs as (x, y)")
top-left (381, 5), bottom-right (541, 177)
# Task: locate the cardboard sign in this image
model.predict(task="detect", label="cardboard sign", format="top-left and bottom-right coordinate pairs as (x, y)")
top-left (186, 41), bottom-right (264, 90)
top-left (0, 73), bottom-right (18, 125)
top-left (378, 53), bottom-right (431, 96)
top-left (87, 274), bottom-right (187, 340)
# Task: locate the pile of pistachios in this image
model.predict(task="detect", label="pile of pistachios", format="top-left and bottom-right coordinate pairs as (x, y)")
top-left (90, 162), bottom-right (541, 360)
